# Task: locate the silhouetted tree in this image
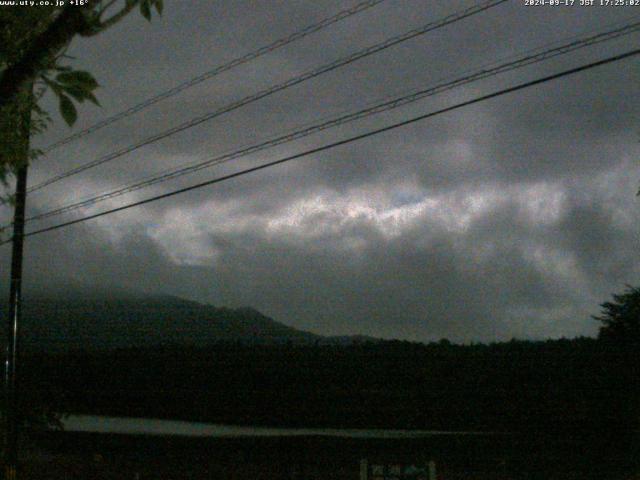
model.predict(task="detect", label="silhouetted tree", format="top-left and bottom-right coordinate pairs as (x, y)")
top-left (0, 0), bottom-right (166, 439)
top-left (594, 285), bottom-right (640, 348)
top-left (0, 0), bottom-right (163, 196)
top-left (592, 286), bottom-right (640, 434)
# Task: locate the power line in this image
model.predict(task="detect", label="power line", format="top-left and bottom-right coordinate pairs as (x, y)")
top-left (27, 0), bottom-right (508, 194)
top-left (41, 0), bottom-right (388, 153)
top-left (31, 0), bottom-right (506, 192)
top-left (4, 47), bottom-right (637, 245)
top-left (32, 13), bottom-right (640, 220)
top-left (20, 19), bottom-right (640, 225)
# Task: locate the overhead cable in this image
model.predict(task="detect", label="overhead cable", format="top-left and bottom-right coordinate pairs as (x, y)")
top-left (28, 0), bottom-right (508, 193)
top-left (41, 0), bottom-right (388, 153)
top-left (21, 20), bottom-right (640, 224)
top-left (3, 46), bottom-right (637, 244)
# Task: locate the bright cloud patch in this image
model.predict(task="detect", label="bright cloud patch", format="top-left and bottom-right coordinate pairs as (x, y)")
top-left (146, 179), bottom-right (571, 267)
top-left (147, 209), bottom-right (220, 266)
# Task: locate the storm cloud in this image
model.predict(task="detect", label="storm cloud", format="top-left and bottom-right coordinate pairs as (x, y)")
top-left (1, 0), bottom-right (639, 343)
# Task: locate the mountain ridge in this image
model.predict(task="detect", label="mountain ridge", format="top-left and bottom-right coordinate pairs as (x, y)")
top-left (0, 293), bottom-right (380, 351)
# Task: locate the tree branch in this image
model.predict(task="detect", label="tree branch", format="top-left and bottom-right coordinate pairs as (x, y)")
top-left (0, 4), bottom-right (97, 113)
top-left (85, 0), bottom-right (140, 36)
top-left (98, 0), bottom-right (119, 17)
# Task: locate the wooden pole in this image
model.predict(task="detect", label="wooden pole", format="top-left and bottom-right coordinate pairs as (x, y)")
top-left (3, 86), bottom-right (31, 480)
top-left (359, 458), bottom-right (368, 480)
top-left (4, 165), bottom-right (27, 480)
top-left (428, 460), bottom-right (436, 480)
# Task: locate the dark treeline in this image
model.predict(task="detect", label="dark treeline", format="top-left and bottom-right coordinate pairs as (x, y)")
top-left (19, 336), bottom-right (639, 435)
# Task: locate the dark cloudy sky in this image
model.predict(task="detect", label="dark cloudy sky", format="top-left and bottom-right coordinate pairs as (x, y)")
top-left (1, 0), bottom-right (639, 343)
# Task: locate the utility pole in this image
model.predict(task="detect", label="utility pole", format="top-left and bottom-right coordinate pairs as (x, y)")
top-left (3, 87), bottom-right (31, 480)
top-left (4, 165), bottom-right (27, 480)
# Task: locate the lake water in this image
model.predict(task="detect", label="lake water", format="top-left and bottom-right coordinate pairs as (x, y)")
top-left (63, 415), bottom-right (497, 438)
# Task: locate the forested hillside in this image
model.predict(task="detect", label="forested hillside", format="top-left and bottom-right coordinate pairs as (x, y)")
top-left (21, 338), bottom-right (638, 434)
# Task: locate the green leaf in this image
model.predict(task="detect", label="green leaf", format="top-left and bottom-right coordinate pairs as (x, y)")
top-left (84, 90), bottom-right (100, 106)
top-left (59, 94), bottom-right (77, 126)
top-left (42, 76), bottom-right (62, 95)
top-left (61, 84), bottom-right (88, 103)
top-left (140, 0), bottom-right (151, 20)
top-left (154, 0), bottom-right (163, 15)
top-left (56, 70), bottom-right (98, 90)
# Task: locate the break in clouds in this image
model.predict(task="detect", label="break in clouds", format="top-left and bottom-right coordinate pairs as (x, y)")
top-left (1, 0), bottom-right (639, 343)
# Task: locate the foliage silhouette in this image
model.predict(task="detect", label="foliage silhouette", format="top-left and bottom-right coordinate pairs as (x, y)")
top-left (0, 0), bottom-right (163, 195)
top-left (594, 285), bottom-right (640, 348)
